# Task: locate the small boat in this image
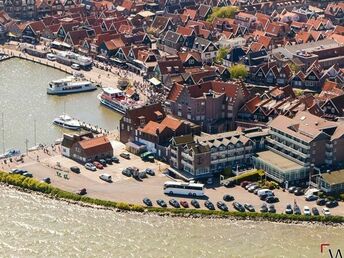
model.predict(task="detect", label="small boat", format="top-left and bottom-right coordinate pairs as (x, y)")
top-left (97, 87), bottom-right (143, 114)
top-left (53, 114), bottom-right (81, 130)
top-left (0, 149), bottom-right (21, 159)
top-left (47, 73), bottom-right (96, 95)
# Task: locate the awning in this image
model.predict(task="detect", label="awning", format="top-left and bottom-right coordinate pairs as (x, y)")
top-left (149, 77), bottom-right (161, 86)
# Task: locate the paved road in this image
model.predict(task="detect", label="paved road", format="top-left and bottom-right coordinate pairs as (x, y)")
top-left (3, 146), bottom-right (344, 216)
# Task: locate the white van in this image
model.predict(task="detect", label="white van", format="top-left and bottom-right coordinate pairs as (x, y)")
top-left (99, 174), bottom-right (112, 182)
top-left (47, 53), bottom-right (56, 61)
top-left (257, 189), bottom-right (273, 197)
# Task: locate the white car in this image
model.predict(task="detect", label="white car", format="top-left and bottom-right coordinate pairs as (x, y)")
top-left (99, 174), bottom-right (112, 182)
top-left (322, 207), bottom-right (331, 216)
top-left (71, 63), bottom-right (80, 70)
top-left (85, 162), bottom-right (96, 171)
top-left (303, 206), bottom-right (311, 215)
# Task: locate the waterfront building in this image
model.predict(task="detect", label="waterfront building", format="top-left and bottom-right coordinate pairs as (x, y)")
top-left (169, 128), bottom-right (267, 179)
top-left (134, 115), bottom-right (200, 161)
top-left (165, 80), bottom-right (249, 133)
top-left (61, 133), bottom-right (113, 163)
top-left (119, 103), bottom-right (166, 144)
top-left (253, 111), bottom-right (344, 185)
top-left (317, 169), bottom-right (344, 194)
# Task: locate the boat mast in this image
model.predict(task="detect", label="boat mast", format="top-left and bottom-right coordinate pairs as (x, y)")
top-left (34, 119), bottom-right (37, 146)
top-left (1, 112), bottom-right (4, 153)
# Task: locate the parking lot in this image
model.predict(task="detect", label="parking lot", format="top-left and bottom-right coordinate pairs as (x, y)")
top-left (3, 142), bottom-right (344, 216)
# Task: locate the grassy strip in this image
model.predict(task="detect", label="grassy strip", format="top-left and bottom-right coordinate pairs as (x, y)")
top-left (0, 171), bottom-right (343, 224)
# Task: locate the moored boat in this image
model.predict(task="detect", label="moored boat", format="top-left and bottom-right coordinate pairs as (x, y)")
top-left (47, 74), bottom-right (96, 95)
top-left (97, 87), bottom-right (143, 114)
top-left (53, 114), bottom-right (81, 130)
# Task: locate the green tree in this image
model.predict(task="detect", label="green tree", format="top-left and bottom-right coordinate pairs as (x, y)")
top-left (207, 6), bottom-right (238, 22)
top-left (215, 47), bottom-right (228, 63)
top-left (288, 62), bottom-right (300, 74)
top-left (229, 64), bottom-right (248, 79)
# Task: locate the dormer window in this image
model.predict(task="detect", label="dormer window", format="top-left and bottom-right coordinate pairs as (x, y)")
top-left (138, 116), bottom-right (146, 127)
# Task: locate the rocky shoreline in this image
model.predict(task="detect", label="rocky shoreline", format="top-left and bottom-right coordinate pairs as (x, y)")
top-left (1, 182), bottom-right (343, 227)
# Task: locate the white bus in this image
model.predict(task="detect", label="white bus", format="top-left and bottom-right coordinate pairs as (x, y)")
top-left (163, 181), bottom-right (205, 196)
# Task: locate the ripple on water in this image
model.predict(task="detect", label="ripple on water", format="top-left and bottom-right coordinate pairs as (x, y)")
top-left (0, 186), bottom-right (342, 257)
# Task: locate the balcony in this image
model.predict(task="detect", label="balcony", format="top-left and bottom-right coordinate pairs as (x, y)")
top-left (266, 137), bottom-right (309, 159)
top-left (270, 130), bottom-right (310, 150)
top-left (266, 146), bottom-right (307, 166)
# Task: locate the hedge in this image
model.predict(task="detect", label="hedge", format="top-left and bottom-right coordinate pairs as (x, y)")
top-left (0, 171), bottom-right (343, 224)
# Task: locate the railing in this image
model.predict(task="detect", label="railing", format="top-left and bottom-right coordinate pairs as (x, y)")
top-left (266, 137), bottom-right (309, 159)
top-left (270, 130), bottom-right (310, 150)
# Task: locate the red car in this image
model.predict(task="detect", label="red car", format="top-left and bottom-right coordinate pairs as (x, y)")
top-left (180, 200), bottom-right (189, 208)
top-left (240, 181), bottom-right (251, 188)
top-left (93, 161), bottom-right (103, 169)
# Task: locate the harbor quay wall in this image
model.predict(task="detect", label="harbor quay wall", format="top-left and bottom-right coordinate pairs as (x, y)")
top-left (0, 47), bottom-right (103, 86)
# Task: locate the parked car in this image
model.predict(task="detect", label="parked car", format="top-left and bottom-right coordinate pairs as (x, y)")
top-left (294, 205), bottom-right (301, 215)
top-left (260, 193), bottom-right (274, 201)
top-left (224, 181), bottom-right (235, 188)
top-left (232, 202), bottom-right (245, 212)
top-left (244, 203), bottom-right (255, 212)
top-left (23, 172), bottom-right (33, 177)
top-left (248, 185), bottom-right (259, 193)
top-left (303, 206), bottom-right (311, 215)
top-left (245, 183), bottom-right (256, 190)
top-left (217, 201), bottom-right (228, 211)
top-left (260, 203), bottom-right (268, 213)
top-left (240, 181), bottom-right (251, 188)
top-left (93, 161), bottom-right (103, 169)
top-left (285, 204), bottom-right (293, 214)
top-left (326, 200), bottom-right (338, 208)
top-left (305, 195), bottom-right (318, 201)
top-left (253, 188), bottom-right (261, 195)
top-left (122, 168), bottom-right (132, 177)
top-left (104, 158), bottom-right (112, 165)
top-left (180, 200), bottom-right (189, 208)
top-left (75, 188), bottom-right (87, 195)
top-left (169, 199), bottom-right (180, 208)
top-left (70, 166), bottom-right (80, 173)
top-left (191, 199), bottom-right (200, 208)
top-left (266, 196), bottom-right (279, 203)
top-left (257, 189), bottom-right (274, 197)
top-left (85, 163), bottom-right (96, 171)
top-left (99, 174), bottom-right (112, 182)
top-left (268, 204), bottom-right (276, 213)
top-left (120, 152), bottom-right (130, 159)
top-left (10, 169), bottom-right (27, 175)
top-left (223, 194), bottom-right (234, 202)
top-left (157, 199), bottom-right (167, 208)
top-left (204, 200), bottom-right (215, 210)
top-left (288, 186), bottom-right (297, 193)
top-left (111, 156), bottom-right (119, 163)
top-left (143, 198), bottom-right (152, 207)
top-left (312, 207), bottom-right (320, 216)
top-left (41, 177), bottom-right (51, 184)
top-left (322, 207), bottom-right (331, 216)
top-left (71, 63), bottom-right (80, 70)
top-left (98, 159), bottom-right (107, 166)
top-left (145, 168), bottom-right (155, 176)
top-left (294, 188), bottom-right (304, 196)
top-left (316, 198), bottom-right (326, 206)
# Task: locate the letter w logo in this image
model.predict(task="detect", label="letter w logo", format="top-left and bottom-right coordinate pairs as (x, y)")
top-left (329, 249), bottom-right (343, 258)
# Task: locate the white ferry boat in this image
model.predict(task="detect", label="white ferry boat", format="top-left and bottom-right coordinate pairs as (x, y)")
top-left (55, 51), bottom-right (93, 70)
top-left (47, 74), bottom-right (96, 95)
top-left (97, 87), bottom-right (143, 114)
top-left (53, 114), bottom-right (81, 130)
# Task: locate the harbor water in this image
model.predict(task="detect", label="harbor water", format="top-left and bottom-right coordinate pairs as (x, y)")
top-left (0, 58), bottom-right (122, 151)
top-left (0, 186), bottom-right (343, 257)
